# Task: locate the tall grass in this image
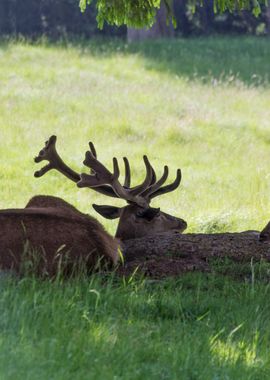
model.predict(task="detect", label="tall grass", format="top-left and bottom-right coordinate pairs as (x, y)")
top-left (1, 271), bottom-right (270, 379)
top-left (0, 37), bottom-right (270, 378)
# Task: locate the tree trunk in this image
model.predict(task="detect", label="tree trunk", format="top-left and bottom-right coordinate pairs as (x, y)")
top-left (127, 3), bottom-right (174, 42)
top-left (174, 0), bottom-right (191, 36)
top-left (266, 5), bottom-right (270, 35)
top-left (119, 231), bottom-right (270, 277)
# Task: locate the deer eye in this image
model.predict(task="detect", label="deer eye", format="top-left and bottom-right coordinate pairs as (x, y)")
top-left (136, 208), bottom-right (160, 221)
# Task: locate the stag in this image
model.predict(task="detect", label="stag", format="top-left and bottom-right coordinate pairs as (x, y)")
top-left (34, 136), bottom-right (187, 240)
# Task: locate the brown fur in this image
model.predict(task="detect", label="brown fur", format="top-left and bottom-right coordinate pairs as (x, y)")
top-left (0, 196), bottom-right (119, 277)
top-left (26, 195), bottom-right (84, 215)
top-left (115, 204), bottom-right (187, 240)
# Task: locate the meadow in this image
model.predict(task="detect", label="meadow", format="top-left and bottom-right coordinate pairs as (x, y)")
top-left (0, 36), bottom-right (270, 379)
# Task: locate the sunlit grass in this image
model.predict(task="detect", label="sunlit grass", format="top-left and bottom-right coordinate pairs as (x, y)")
top-left (211, 336), bottom-right (258, 367)
top-left (0, 37), bottom-right (270, 379)
top-left (0, 37), bottom-right (270, 236)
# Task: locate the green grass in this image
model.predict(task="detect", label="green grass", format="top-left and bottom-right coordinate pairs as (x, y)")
top-left (1, 272), bottom-right (270, 379)
top-left (0, 36), bottom-right (270, 378)
top-left (0, 36), bottom-right (270, 235)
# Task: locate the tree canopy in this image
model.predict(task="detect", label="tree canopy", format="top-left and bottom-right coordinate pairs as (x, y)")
top-left (79, 0), bottom-right (267, 28)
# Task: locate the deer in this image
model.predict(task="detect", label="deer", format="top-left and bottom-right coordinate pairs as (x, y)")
top-left (0, 135), bottom-right (187, 277)
top-left (33, 135), bottom-right (187, 241)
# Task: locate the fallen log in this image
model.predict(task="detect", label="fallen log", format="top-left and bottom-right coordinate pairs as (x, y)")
top-left (119, 231), bottom-right (270, 278)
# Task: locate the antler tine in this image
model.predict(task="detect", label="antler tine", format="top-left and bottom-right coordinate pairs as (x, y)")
top-left (84, 143), bottom-right (118, 197)
top-left (149, 169), bottom-right (182, 200)
top-left (129, 155), bottom-right (153, 196)
top-left (123, 156), bottom-right (155, 190)
top-left (142, 165), bottom-right (169, 199)
top-left (79, 154), bottom-right (117, 193)
top-left (78, 154), bottom-right (124, 196)
top-left (123, 157), bottom-right (131, 188)
top-left (88, 142), bottom-right (97, 175)
top-left (149, 164), bottom-right (156, 186)
top-left (84, 145), bottom-right (120, 181)
top-left (82, 150), bottom-right (113, 179)
top-left (34, 135), bottom-right (80, 182)
top-left (78, 152), bottom-right (119, 188)
top-left (89, 141), bottom-right (97, 159)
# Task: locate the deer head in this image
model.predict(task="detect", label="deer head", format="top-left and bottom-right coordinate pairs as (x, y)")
top-left (34, 136), bottom-right (187, 240)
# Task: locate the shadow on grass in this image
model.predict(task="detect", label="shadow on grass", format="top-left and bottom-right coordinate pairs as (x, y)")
top-left (0, 271), bottom-right (269, 378)
top-left (81, 36), bottom-right (270, 86)
top-left (1, 36), bottom-right (269, 86)
top-left (129, 37), bottom-right (270, 85)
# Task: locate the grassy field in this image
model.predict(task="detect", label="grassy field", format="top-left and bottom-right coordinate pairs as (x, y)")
top-left (0, 36), bottom-right (270, 379)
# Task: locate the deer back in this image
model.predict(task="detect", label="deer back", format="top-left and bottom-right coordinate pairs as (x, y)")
top-left (0, 201), bottom-right (119, 276)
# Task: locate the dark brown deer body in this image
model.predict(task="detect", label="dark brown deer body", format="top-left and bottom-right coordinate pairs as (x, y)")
top-left (0, 199), bottom-right (118, 276)
top-left (34, 136), bottom-right (187, 241)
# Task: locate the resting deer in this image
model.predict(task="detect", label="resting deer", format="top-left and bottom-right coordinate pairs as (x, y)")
top-left (0, 135), bottom-right (187, 276)
top-left (33, 135), bottom-right (187, 240)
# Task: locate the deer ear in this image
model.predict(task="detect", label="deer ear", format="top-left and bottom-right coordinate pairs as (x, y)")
top-left (92, 204), bottom-right (121, 220)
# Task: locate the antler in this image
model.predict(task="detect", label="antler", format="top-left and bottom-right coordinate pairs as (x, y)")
top-left (34, 136), bottom-right (120, 198)
top-left (79, 142), bottom-right (182, 206)
top-left (89, 143), bottom-right (156, 196)
top-left (77, 147), bottom-right (152, 207)
top-left (147, 169), bottom-right (182, 200)
top-left (34, 136), bottom-right (182, 208)
top-left (84, 143), bottom-right (153, 202)
top-left (34, 136), bottom-right (80, 182)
